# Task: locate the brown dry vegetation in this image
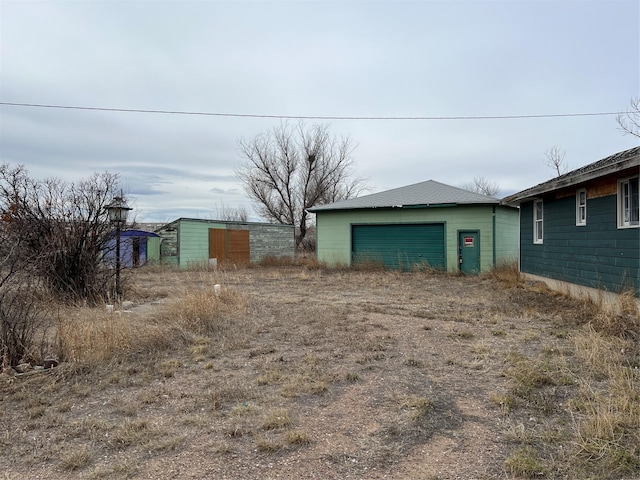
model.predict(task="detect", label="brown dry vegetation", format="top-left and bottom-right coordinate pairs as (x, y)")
top-left (0, 262), bottom-right (639, 480)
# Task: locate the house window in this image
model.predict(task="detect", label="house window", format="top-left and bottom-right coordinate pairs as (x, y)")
top-left (618, 176), bottom-right (639, 228)
top-left (533, 199), bottom-right (543, 244)
top-left (576, 189), bottom-right (587, 226)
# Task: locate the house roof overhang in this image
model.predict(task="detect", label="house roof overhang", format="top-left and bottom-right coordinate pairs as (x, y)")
top-left (502, 147), bottom-right (640, 206)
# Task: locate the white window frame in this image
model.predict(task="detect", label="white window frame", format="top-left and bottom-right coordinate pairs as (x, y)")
top-left (618, 176), bottom-right (639, 228)
top-left (533, 199), bottom-right (543, 244)
top-left (576, 188), bottom-right (587, 226)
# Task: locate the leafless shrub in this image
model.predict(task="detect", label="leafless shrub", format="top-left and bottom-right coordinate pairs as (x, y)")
top-left (0, 284), bottom-right (51, 366)
top-left (0, 164), bottom-right (122, 304)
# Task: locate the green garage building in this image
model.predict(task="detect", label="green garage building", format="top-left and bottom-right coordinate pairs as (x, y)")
top-left (308, 180), bottom-right (519, 273)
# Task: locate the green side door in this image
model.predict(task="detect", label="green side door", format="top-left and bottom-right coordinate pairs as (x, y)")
top-left (146, 237), bottom-right (161, 265)
top-left (458, 230), bottom-right (480, 274)
top-left (352, 223), bottom-right (445, 271)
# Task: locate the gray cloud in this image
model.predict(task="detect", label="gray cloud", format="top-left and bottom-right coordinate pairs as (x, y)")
top-left (1, 1), bottom-right (638, 222)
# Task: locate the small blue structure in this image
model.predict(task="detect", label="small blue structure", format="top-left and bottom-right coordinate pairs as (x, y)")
top-left (104, 229), bottom-right (160, 268)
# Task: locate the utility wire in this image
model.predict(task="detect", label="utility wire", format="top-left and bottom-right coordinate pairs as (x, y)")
top-left (0, 101), bottom-right (629, 121)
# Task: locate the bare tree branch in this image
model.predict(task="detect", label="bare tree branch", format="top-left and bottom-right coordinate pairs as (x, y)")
top-left (237, 121), bottom-right (367, 250)
top-left (462, 176), bottom-right (500, 197)
top-left (211, 203), bottom-right (248, 222)
top-left (544, 146), bottom-right (568, 177)
top-left (617, 97), bottom-right (640, 138)
top-left (0, 165), bottom-right (121, 304)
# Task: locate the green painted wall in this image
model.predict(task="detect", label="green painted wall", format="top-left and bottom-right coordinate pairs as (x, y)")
top-left (178, 219), bottom-right (226, 267)
top-left (156, 218), bottom-right (295, 267)
top-left (520, 195), bottom-right (639, 295)
top-left (495, 206), bottom-right (520, 265)
top-left (146, 237), bottom-right (161, 264)
top-left (315, 205), bottom-right (518, 272)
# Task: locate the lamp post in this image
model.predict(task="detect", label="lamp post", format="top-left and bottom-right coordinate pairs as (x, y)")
top-left (105, 194), bottom-right (132, 302)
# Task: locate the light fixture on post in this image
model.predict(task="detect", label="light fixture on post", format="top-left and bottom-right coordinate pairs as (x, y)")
top-left (105, 193), bottom-right (132, 302)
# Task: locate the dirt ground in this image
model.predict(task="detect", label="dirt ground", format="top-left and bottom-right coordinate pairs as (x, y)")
top-left (0, 266), bottom-right (629, 479)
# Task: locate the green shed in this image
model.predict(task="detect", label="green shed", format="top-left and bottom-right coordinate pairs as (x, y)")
top-left (155, 218), bottom-right (295, 268)
top-left (308, 180), bottom-right (519, 273)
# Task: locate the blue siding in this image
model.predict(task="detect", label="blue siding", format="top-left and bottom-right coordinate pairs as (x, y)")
top-left (520, 195), bottom-right (639, 295)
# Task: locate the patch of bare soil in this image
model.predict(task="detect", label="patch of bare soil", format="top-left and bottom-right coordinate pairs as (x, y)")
top-left (0, 267), bottom-right (632, 479)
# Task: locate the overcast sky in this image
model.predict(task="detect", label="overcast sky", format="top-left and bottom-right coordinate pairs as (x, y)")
top-left (1, 0), bottom-right (638, 223)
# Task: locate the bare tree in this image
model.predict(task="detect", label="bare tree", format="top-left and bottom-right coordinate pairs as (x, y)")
top-left (212, 203), bottom-right (248, 222)
top-left (0, 165), bottom-right (121, 304)
top-left (237, 122), bottom-right (367, 250)
top-left (462, 176), bottom-right (500, 197)
top-left (617, 97), bottom-right (640, 138)
top-left (544, 146), bottom-right (568, 177)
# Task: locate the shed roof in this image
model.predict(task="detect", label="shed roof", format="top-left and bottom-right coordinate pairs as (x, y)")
top-left (308, 180), bottom-right (500, 212)
top-left (155, 217), bottom-right (294, 231)
top-left (120, 229), bottom-right (160, 238)
top-left (503, 146), bottom-right (640, 205)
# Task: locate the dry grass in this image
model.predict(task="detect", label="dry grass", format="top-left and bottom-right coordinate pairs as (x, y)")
top-left (589, 290), bottom-right (640, 339)
top-left (55, 308), bottom-right (173, 364)
top-left (495, 289), bottom-right (640, 479)
top-left (60, 446), bottom-right (93, 471)
top-left (569, 317), bottom-right (640, 478)
top-left (161, 287), bottom-right (247, 335)
top-left (53, 277), bottom-right (247, 365)
top-left (261, 408), bottom-right (293, 430)
top-left (0, 265), bottom-right (638, 479)
top-left (504, 446), bottom-right (548, 478)
top-left (489, 261), bottom-right (523, 287)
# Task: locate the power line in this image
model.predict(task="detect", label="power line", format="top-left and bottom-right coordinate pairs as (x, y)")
top-left (0, 101), bottom-right (629, 121)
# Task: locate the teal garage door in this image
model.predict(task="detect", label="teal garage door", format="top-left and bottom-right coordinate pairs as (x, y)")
top-left (351, 223), bottom-right (445, 270)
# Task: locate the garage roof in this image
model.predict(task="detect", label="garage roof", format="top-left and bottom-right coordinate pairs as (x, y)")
top-left (308, 180), bottom-right (500, 212)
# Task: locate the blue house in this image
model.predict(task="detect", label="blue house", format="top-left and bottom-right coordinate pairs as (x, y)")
top-left (104, 229), bottom-right (161, 268)
top-left (503, 146), bottom-right (639, 298)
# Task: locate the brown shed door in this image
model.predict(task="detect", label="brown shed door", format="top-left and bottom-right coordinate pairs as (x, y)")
top-left (209, 229), bottom-right (226, 261)
top-left (227, 229), bottom-right (250, 264)
top-left (209, 228), bottom-right (250, 264)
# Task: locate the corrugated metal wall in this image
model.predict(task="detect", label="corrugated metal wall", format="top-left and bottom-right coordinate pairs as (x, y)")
top-left (352, 223), bottom-right (445, 270)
